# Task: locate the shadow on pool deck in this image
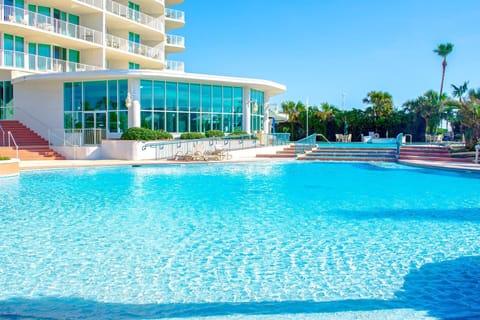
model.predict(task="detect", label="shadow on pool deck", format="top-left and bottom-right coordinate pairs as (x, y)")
top-left (1, 256), bottom-right (479, 319)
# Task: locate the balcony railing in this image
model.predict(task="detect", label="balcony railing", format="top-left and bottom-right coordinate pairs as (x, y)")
top-left (166, 34), bottom-right (185, 47)
top-left (0, 49), bottom-right (101, 73)
top-left (166, 60), bottom-right (184, 72)
top-left (106, 34), bottom-right (164, 61)
top-left (165, 8), bottom-right (185, 23)
top-left (1, 5), bottom-right (103, 45)
top-left (73, 0), bottom-right (103, 10)
top-left (105, 0), bottom-right (164, 31)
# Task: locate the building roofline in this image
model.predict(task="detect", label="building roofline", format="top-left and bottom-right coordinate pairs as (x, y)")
top-left (12, 69), bottom-right (287, 96)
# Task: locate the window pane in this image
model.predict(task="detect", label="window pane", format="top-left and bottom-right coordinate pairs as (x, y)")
top-left (178, 112), bottom-right (188, 132)
top-left (201, 113), bottom-right (211, 132)
top-left (153, 112), bottom-right (165, 130)
top-left (140, 80), bottom-right (152, 111)
top-left (234, 114), bottom-right (243, 131)
top-left (223, 114), bottom-right (232, 133)
top-left (166, 112), bottom-right (177, 132)
top-left (212, 114), bottom-right (221, 130)
top-left (223, 86), bottom-right (233, 113)
top-left (108, 80), bottom-right (118, 111)
top-left (201, 85), bottom-right (211, 113)
top-left (153, 81), bottom-right (165, 111)
top-left (190, 112), bottom-right (201, 132)
top-left (190, 84), bottom-right (200, 112)
top-left (141, 111), bottom-right (152, 129)
top-left (166, 82), bottom-right (177, 111)
top-left (83, 81), bottom-right (106, 111)
top-left (234, 87), bottom-right (243, 113)
top-left (118, 80), bottom-right (128, 111)
top-left (64, 82), bottom-right (73, 112)
top-left (73, 82), bottom-right (82, 111)
top-left (178, 83), bottom-right (189, 112)
top-left (212, 85), bottom-right (222, 113)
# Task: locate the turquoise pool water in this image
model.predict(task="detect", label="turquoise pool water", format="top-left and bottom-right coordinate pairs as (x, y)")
top-left (1, 162), bottom-right (480, 319)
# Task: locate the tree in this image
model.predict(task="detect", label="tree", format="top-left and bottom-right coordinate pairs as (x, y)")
top-left (403, 90), bottom-right (445, 137)
top-left (451, 81), bottom-right (469, 104)
top-left (362, 91), bottom-right (394, 119)
top-left (457, 88), bottom-right (480, 148)
top-left (434, 43), bottom-right (454, 97)
top-left (281, 100), bottom-right (305, 140)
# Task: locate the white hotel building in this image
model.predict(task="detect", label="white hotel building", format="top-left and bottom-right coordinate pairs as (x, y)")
top-left (0, 0), bottom-right (286, 152)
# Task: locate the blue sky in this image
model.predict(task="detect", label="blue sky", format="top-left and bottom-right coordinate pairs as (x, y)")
top-left (173, 0), bottom-right (480, 110)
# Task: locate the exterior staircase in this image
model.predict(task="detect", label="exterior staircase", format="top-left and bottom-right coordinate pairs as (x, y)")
top-left (298, 146), bottom-right (397, 162)
top-left (0, 120), bottom-right (66, 160)
top-left (256, 144), bottom-right (314, 159)
top-left (399, 145), bottom-right (473, 163)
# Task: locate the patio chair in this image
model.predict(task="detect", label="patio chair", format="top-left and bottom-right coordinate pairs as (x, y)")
top-left (335, 134), bottom-right (344, 142)
top-left (192, 143), bottom-right (206, 161)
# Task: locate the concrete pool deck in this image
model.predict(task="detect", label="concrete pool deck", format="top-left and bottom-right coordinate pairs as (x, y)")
top-left (12, 145), bottom-right (480, 173)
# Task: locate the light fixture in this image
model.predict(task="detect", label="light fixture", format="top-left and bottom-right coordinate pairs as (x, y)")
top-left (125, 92), bottom-right (132, 109)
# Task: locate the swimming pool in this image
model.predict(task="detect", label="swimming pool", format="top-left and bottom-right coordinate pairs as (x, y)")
top-left (1, 162), bottom-right (479, 319)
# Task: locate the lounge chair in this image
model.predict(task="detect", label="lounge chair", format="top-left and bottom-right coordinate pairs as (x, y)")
top-left (191, 143), bottom-right (206, 161)
top-left (335, 134), bottom-right (344, 142)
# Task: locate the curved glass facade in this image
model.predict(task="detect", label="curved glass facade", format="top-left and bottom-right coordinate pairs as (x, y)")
top-left (140, 80), bottom-right (244, 133)
top-left (63, 79), bottom-right (265, 134)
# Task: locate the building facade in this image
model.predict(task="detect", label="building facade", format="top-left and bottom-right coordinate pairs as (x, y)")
top-left (0, 0), bottom-right (285, 142)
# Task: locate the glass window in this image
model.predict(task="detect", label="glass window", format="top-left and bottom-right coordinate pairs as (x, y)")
top-left (69, 49), bottom-right (80, 63)
top-left (4, 81), bottom-right (13, 107)
top-left (212, 114), bottom-right (221, 131)
top-left (83, 81), bottom-right (106, 111)
top-left (234, 87), bottom-right (243, 113)
top-left (166, 82), bottom-right (177, 111)
top-left (201, 113), bottom-right (211, 132)
top-left (73, 82), bottom-right (82, 111)
top-left (178, 112), bottom-right (188, 132)
top-left (153, 81), bottom-right (165, 111)
top-left (141, 111), bottom-right (151, 129)
top-left (118, 80), bottom-right (128, 111)
top-left (178, 82), bottom-right (189, 112)
top-left (3, 34), bottom-right (13, 67)
top-left (64, 82), bottom-right (73, 112)
top-left (234, 114), bottom-right (243, 131)
top-left (212, 85), bottom-right (222, 113)
top-left (201, 85), bottom-right (211, 113)
top-left (118, 111), bottom-right (128, 132)
top-left (140, 80), bottom-right (152, 111)
top-left (166, 112), bottom-right (177, 132)
top-left (68, 14), bottom-right (79, 25)
top-left (223, 86), bottom-right (233, 113)
top-left (190, 84), bottom-right (200, 112)
top-left (223, 114), bottom-right (232, 133)
top-left (108, 80), bottom-right (118, 111)
top-left (153, 112), bottom-right (165, 130)
top-left (190, 112), bottom-right (201, 132)
top-left (108, 111), bottom-right (120, 132)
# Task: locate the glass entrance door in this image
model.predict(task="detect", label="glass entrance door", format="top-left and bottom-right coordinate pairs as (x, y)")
top-left (84, 112), bottom-right (106, 144)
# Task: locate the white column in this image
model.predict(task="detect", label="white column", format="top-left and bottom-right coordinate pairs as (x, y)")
top-left (128, 79), bottom-right (141, 128)
top-left (263, 95), bottom-right (271, 134)
top-left (243, 87), bottom-right (251, 134)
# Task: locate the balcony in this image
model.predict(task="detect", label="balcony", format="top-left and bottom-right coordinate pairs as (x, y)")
top-left (166, 60), bottom-right (184, 72)
top-left (1, 5), bottom-right (103, 46)
top-left (0, 49), bottom-right (102, 73)
top-left (73, 0), bottom-right (103, 10)
top-left (106, 34), bottom-right (164, 61)
top-left (165, 8), bottom-right (184, 30)
top-left (165, 34), bottom-right (185, 53)
top-left (105, 0), bottom-right (164, 32)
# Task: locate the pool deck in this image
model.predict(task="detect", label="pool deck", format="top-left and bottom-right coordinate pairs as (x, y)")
top-left (13, 146), bottom-right (480, 173)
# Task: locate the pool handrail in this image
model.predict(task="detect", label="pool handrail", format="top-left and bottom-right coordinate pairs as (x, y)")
top-left (7, 130), bottom-right (19, 159)
top-left (475, 144), bottom-right (479, 164)
top-left (316, 133), bottom-right (331, 144)
top-left (294, 133), bottom-right (317, 155)
top-left (0, 123), bottom-right (5, 146)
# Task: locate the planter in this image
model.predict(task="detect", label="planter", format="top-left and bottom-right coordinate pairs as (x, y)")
top-left (0, 158), bottom-right (20, 176)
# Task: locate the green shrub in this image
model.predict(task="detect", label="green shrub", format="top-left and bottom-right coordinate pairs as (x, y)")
top-left (121, 127), bottom-right (172, 140)
top-left (0, 156), bottom-right (10, 161)
top-left (155, 130), bottom-right (173, 140)
top-left (205, 130), bottom-right (225, 138)
top-left (229, 130), bottom-right (248, 136)
top-left (180, 132), bottom-right (205, 140)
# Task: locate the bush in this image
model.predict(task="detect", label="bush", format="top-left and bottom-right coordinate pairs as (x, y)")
top-left (155, 130), bottom-right (173, 140)
top-left (121, 127), bottom-right (172, 140)
top-left (0, 156), bottom-right (10, 161)
top-left (229, 130), bottom-right (248, 136)
top-left (205, 130), bottom-right (224, 138)
top-left (180, 132), bottom-right (206, 140)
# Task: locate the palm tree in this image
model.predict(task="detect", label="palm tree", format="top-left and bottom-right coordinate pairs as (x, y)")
top-left (362, 91), bottom-right (394, 119)
top-left (403, 90), bottom-right (444, 137)
top-left (434, 43), bottom-right (454, 97)
top-left (451, 81), bottom-right (469, 104)
top-left (457, 88), bottom-right (480, 148)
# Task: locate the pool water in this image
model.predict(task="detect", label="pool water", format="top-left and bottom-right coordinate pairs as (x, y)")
top-left (1, 162), bottom-right (480, 319)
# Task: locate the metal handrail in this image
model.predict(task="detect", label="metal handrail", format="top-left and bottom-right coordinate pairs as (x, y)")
top-left (294, 134), bottom-right (317, 155)
top-left (0, 124), bottom-right (5, 146)
top-left (166, 34), bottom-right (185, 47)
top-left (475, 145), bottom-right (479, 164)
top-left (106, 34), bottom-right (164, 60)
top-left (7, 131), bottom-right (19, 159)
top-left (105, 0), bottom-right (164, 31)
top-left (404, 134), bottom-right (413, 144)
top-left (13, 106), bottom-right (52, 141)
top-left (316, 133), bottom-right (331, 144)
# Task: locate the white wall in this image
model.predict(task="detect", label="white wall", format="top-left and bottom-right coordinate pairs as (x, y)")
top-left (13, 80), bottom-right (64, 140)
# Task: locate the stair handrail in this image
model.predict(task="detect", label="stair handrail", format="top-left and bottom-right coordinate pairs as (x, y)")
top-left (7, 131), bottom-right (19, 159)
top-left (475, 144), bottom-right (479, 164)
top-left (13, 106), bottom-right (53, 141)
top-left (316, 133), bottom-right (331, 144)
top-left (0, 123), bottom-right (5, 146)
top-left (294, 133), bottom-right (317, 155)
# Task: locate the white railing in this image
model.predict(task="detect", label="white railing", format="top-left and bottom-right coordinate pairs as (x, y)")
top-left (106, 34), bottom-right (164, 61)
top-left (166, 60), bottom-right (184, 72)
top-left (105, 0), bottom-right (164, 31)
top-left (165, 8), bottom-right (185, 22)
top-left (0, 124), bottom-right (5, 146)
top-left (166, 34), bottom-right (185, 47)
top-left (74, 0), bottom-right (103, 10)
top-left (1, 49), bottom-right (101, 73)
top-left (7, 131), bottom-right (18, 159)
top-left (1, 5), bottom-right (103, 45)
top-left (49, 128), bottom-right (106, 146)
